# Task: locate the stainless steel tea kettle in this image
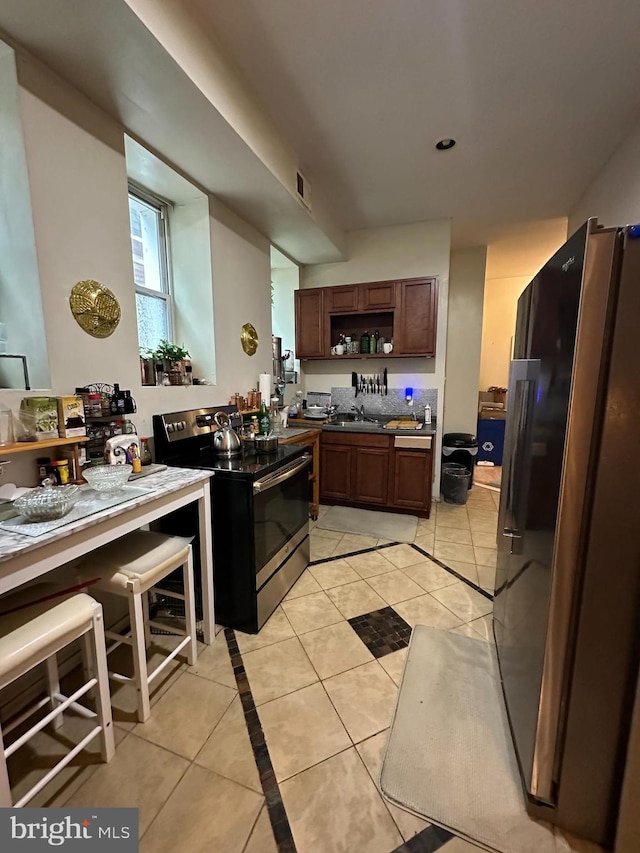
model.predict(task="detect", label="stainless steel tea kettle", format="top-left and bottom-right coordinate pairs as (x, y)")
top-left (213, 411), bottom-right (241, 457)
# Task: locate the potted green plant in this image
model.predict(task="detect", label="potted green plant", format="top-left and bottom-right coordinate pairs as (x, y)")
top-left (152, 340), bottom-right (190, 385)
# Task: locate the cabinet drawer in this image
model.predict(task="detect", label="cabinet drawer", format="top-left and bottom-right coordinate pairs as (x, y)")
top-left (393, 435), bottom-right (432, 450)
top-left (322, 431), bottom-right (391, 448)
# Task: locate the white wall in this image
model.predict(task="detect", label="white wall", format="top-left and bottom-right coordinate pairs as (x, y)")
top-left (271, 266), bottom-right (298, 362)
top-left (479, 218), bottom-right (567, 390)
top-left (0, 53), bottom-right (272, 484)
top-left (300, 220), bottom-right (451, 489)
top-left (0, 47), bottom-right (50, 389)
top-left (444, 247), bottom-right (487, 435)
top-left (569, 116), bottom-right (640, 232)
top-left (209, 196), bottom-right (272, 401)
top-left (171, 197), bottom-right (216, 382)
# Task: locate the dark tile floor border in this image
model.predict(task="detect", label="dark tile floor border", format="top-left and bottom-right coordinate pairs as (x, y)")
top-left (308, 540), bottom-right (401, 566)
top-left (224, 628), bottom-right (297, 853)
top-left (410, 543), bottom-right (494, 602)
top-left (310, 538), bottom-right (494, 602)
top-left (390, 823), bottom-right (454, 852)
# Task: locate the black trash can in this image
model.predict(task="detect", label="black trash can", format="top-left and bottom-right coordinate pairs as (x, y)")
top-left (442, 433), bottom-right (478, 489)
top-left (442, 466), bottom-right (472, 504)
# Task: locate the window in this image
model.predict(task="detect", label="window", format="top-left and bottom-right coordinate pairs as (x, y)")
top-left (128, 187), bottom-right (173, 352)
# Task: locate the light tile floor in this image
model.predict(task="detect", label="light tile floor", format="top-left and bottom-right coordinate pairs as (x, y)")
top-left (4, 489), bottom-right (602, 853)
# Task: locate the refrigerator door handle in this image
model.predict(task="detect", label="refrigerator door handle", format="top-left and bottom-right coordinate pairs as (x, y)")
top-left (502, 529), bottom-right (522, 538)
top-left (499, 359), bottom-right (540, 542)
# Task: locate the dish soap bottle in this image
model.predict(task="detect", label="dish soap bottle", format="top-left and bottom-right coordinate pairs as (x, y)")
top-left (424, 404), bottom-right (432, 425)
top-left (258, 401), bottom-right (271, 435)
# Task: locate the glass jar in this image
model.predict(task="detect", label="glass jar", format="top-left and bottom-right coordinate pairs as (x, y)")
top-left (87, 394), bottom-right (102, 418)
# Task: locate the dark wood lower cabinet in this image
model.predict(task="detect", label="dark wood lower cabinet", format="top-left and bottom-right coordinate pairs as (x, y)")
top-left (320, 444), bottom-right (353, 500)
top-left (354, 447), bottom-right (389, 505)
top-left (390, 448), bottom-right (432, 511)
top-left (320, 431), bottom-right (432, 517)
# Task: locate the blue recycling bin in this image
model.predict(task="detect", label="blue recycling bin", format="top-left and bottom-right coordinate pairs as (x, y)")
top-left (476, 418), bottom-right (506, 465)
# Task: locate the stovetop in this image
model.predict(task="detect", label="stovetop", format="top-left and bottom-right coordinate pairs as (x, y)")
top-left (153, 407), bottom-right (307, 478)
top-left (166, 443), bottom-right (306, 479)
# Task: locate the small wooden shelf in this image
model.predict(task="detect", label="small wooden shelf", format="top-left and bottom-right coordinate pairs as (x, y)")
top-left (0, 436), bottom-right (89, 456)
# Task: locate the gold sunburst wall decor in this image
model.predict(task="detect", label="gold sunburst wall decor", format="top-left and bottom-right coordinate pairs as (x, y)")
top-left (241, 322), bottom-right (259, 356)
top-left (69, 280), bottom-right (121, 338)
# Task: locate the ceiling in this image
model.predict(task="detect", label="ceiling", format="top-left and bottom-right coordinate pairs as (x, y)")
top-left (193, 0), bottom-right (640, 245)
top-left (1, 1), bottom-right (640, 256)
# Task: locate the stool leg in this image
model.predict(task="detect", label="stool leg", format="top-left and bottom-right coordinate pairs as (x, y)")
top-left (0, 721), bottom-right (12, 807)
top-left (88, 608), bottom-right (115, 763)
top-left (45, 654), bottom-right (64, 731)
top-left (81, 632), bottom-right (96, 701)
top-left (142, 592), bottom-right (152, 648)
top-left (183, 548), bottom-right (198, 666)
top-left (129, 592), bottom-right (151, 723)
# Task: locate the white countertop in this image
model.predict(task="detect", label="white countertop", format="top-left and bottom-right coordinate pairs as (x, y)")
top-left (0, 466), bottom-right (212, 564)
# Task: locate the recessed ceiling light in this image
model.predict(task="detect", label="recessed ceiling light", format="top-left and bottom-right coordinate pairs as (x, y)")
top-left (435, 138), bottom-right (456, 151)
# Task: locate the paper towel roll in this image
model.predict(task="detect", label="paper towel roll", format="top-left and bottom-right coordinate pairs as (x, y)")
top-left (259, 374), bottom-right (272, 405)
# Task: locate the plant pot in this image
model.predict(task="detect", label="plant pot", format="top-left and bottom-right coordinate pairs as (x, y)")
top-left (166, 360), bottom-right (184, 385)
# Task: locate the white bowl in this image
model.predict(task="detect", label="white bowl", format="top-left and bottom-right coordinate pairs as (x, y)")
top-left (82, 464), bottom-right (132, 495)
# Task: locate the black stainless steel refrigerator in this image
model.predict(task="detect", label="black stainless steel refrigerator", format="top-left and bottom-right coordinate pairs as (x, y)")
top-left (494, 220), bottom-right (640, 846)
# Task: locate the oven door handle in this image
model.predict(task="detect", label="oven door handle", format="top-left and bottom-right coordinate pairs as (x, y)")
top-left (253, 454), bottom-right (312, 494)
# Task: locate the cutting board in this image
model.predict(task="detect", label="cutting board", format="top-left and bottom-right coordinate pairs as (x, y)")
top-left (383, 420), bottom-right (423, 430)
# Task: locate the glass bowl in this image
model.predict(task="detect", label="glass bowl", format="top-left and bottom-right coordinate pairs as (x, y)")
top-left (82, 464), bottom-right (132, 495)
top-left (15, 484), bottom-right (79, 522)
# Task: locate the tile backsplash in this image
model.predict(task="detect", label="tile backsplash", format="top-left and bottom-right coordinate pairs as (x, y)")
top-left (310, 386), bottom-right (438, 420)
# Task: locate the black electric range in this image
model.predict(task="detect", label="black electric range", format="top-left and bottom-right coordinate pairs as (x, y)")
top-left (153, 407), bottom-right (311, 633)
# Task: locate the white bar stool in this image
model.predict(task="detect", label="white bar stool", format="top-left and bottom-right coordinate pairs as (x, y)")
top-left (73, 531), bottom-right (197, 723)
top-left (0, 586), bottom-right (115, 808)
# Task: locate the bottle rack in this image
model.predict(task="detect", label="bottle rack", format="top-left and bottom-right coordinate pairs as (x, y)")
top-left (80, 382), bottom-right (138, 463)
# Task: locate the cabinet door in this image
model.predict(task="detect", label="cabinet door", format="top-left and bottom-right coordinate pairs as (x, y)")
top-left (325, 285), bottom-right (359, 313)
top-left (391, 449), bottom-right (432, 511)
top-left (295, 289), bottom-right (325, 358)
top-left (320, 445), bottom-right (353, 500)
top-left (396, 278), bottom-right (438, 356)
top-left (354, 447), bottom-right (389, 505)
top-left (360, 281), bottom-right (396, 311)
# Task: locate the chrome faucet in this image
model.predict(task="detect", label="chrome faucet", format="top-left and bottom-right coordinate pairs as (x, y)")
top-left (350, 404), bottom-right (365, 421)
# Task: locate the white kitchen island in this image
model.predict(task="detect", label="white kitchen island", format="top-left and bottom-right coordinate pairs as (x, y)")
top-left (0, 467), bottom-right (216, 644)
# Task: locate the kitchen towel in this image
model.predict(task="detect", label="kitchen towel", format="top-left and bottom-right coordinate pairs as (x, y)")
top-left (258, 373), bottom-right (272, 405)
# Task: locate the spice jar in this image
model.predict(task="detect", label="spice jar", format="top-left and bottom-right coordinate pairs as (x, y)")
top-left (36, 456), bottom-right (51, 485)
top-left (140, 438), bottom-right (152, 466)
top-left (55, 460), bottom-right (70, 485)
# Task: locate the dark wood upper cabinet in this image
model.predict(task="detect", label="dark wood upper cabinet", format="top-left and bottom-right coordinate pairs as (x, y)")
top-left (360, 281), bottom-right (396, 311)
top-left (295, 276), bottom-right (438, 359)
top-left (295, 288), bottom-right (325, 358)
top-left (395, 278), bottom-right (437, 356)
top-left (325, 285), bottom-right (359, 313)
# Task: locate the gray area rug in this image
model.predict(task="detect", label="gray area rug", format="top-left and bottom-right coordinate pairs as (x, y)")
top-left (316, 505), bottom-right (417, 543)
top-left (380, 626), bottom-right (569, 853)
